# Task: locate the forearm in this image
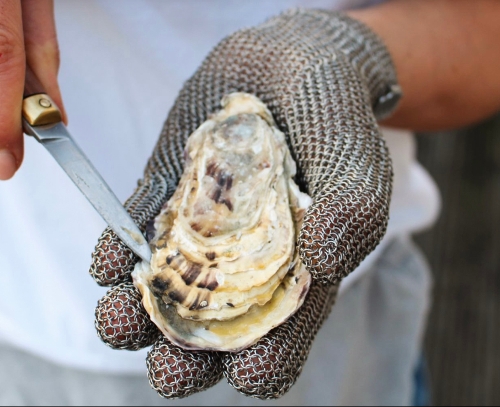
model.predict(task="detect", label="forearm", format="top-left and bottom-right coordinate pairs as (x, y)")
top-left (347, 0), bottom-right (500, 131)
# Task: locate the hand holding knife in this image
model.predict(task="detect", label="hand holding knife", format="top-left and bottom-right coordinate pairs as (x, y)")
top-left (22, 66), bottom-right (152, 264)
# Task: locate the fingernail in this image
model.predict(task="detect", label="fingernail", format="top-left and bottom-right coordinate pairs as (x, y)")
top-left (0, 150), bottom-right (18, 180)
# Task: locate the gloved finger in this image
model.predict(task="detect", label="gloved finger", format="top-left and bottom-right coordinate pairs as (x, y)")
top-left (223, 282), bottom-right (338, 399)
top-left (298, 159), bottom-right (392, 285)
top-left (90, 176), bottom-right (174, 286)
top-left (95, 283), bottom-right (160, 350)
top-left (146, 337), bottom-right (224, 399)
top-left (90, 227), bottom-right (137, 287)
top-left (287, 55), bottom-right (393, 285)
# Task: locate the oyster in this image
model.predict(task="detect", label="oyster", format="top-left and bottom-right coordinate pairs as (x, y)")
top-left (132, 93), bottom-right (312, 352)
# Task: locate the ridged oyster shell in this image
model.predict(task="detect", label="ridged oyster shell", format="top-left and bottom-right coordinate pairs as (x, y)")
top-left (133, 93), bottom-right (312, 352)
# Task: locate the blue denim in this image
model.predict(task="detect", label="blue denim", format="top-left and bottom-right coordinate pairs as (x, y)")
top-left (413, 355), bottom-right (432, 406)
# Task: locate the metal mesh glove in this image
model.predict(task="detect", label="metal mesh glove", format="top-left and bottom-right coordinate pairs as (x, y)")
top-left (91, 8), bottom-right (400, 400)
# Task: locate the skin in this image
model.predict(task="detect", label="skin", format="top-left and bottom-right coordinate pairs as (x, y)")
top-left (0, 0), bottom-right (65, 181)
top-left (348, 0), bottom-right (500, 131)
top-left (1, 0), bottom-right (500, 180)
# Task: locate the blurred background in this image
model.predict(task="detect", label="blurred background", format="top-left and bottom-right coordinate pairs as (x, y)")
top-left (415, 111), bottom-right (500, 406)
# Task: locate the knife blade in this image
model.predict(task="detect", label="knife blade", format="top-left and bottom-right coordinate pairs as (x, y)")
top-left (22, 66), bottom-right (152, 264)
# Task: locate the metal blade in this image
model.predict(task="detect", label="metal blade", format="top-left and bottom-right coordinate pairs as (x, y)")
top-left (23, 120), bottom-right (152, 264)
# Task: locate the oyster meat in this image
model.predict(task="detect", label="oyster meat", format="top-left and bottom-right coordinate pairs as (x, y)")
top-left (132, 93), bottom-right (312, 352)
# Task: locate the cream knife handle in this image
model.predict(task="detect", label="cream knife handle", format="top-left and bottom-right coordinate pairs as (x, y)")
top-left (22, 65), bottom-right (62, 127)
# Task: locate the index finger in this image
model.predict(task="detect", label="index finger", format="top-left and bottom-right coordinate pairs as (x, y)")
top-left (0, 0), bottom-right (25, 180)
top-left (22, 0), bottom-right (66, 123)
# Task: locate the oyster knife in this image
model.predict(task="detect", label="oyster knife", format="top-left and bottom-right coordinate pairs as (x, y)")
top-left (22, 66), bottom-right (152, 264)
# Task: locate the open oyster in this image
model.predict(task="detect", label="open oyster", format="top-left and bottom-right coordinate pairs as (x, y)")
top-left (132, 93), bottom-right (312, 352)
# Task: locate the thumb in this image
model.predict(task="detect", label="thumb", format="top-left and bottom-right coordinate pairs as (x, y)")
top-left (0, 0), bottom-right (25, 180)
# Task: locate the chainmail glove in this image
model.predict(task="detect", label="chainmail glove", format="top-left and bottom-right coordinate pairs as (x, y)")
top-left (91, 8), bottom-right (400, 400)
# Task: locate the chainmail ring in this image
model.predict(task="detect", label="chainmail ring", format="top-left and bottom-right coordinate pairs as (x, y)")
top-left (95, 283), bottom-right (160, 350)
top-left (146, 338), bottom-right (224, 399)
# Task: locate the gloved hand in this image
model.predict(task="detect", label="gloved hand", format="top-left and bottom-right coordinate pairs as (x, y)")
top-left (90, 9), bottom-right (400, 400)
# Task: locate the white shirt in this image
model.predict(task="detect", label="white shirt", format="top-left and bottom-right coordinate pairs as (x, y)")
top-left (0, 0), bottom-right (439, 381)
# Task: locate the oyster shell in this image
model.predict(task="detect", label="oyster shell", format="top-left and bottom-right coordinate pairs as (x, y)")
top-left (132, 93), bottom-right (312, 352)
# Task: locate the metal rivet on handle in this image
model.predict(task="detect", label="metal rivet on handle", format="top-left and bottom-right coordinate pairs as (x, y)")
top-left (39, 98), bottom-right (52, 108)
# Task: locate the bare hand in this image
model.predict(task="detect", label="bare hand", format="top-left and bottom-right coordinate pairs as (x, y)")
top-left (0, 0), bottom-right (64, 180)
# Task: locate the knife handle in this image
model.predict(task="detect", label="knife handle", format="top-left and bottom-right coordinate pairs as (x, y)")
top-left (22, 65), bottom-right (63, 127)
